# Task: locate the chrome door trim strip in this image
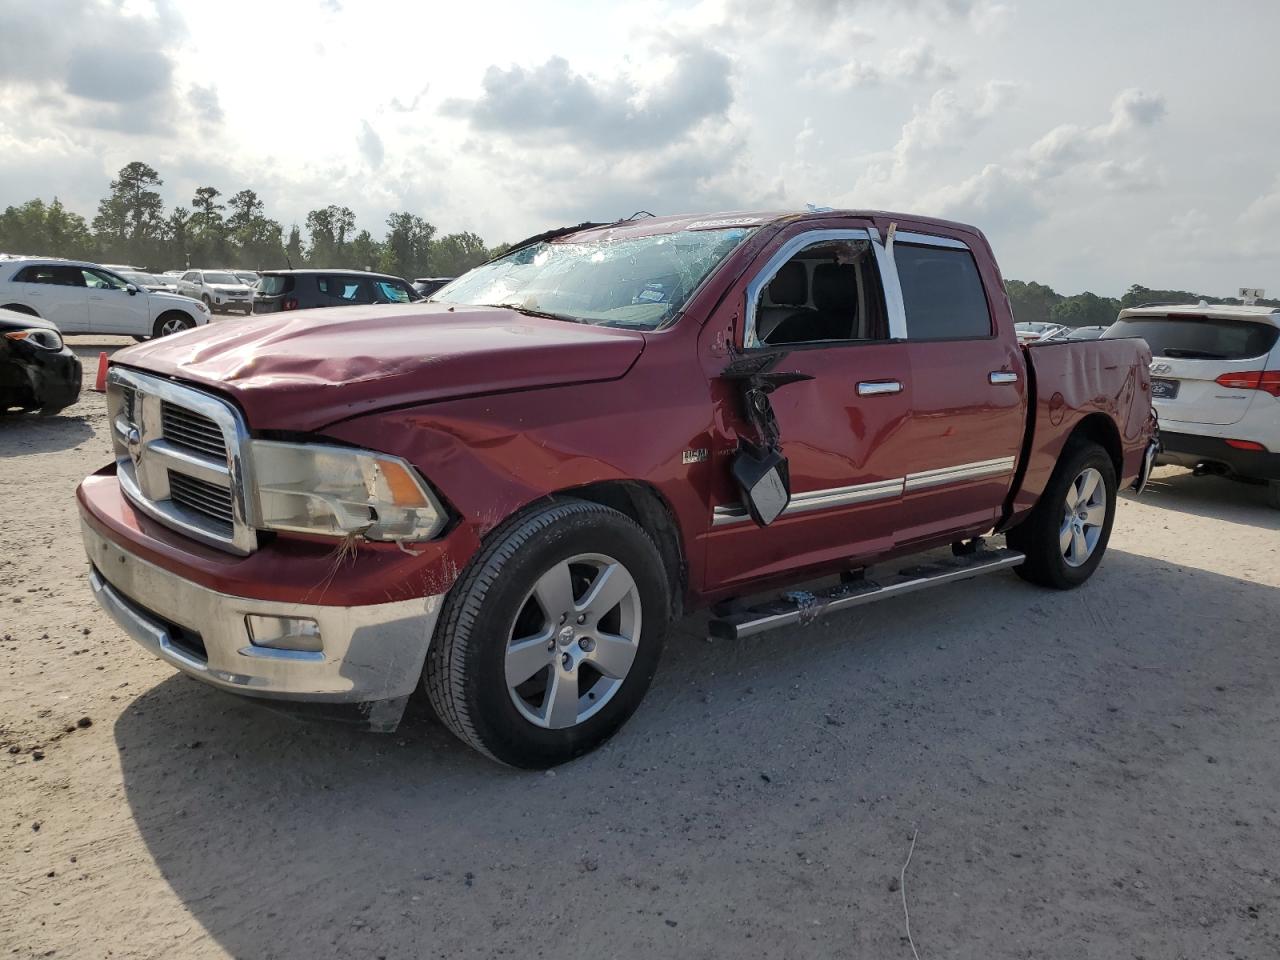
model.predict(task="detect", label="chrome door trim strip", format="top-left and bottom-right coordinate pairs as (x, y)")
top-left (712, 455), bottom-right (1018, 526)
top-left (903, 456), bottom-right (1017, 492)
top-left (712, 477), bottom-right (904, 527)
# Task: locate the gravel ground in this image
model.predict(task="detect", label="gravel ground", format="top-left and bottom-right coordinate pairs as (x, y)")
top-left (2, 338), bottom-right (1279, 960)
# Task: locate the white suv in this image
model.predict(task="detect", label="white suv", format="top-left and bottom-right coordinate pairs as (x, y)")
top-left (176, 270), bottom-right (254, 315)
top-left (1105, 303), bottom-right (1280, 508)
top-left (0, 257), bottom-right (210, 339)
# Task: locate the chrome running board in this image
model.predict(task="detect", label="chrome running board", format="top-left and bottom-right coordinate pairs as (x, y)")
top-left (707, 547), bottom-right (1026, 641)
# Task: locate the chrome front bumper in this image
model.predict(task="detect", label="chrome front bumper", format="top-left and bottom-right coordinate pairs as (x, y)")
top-left (82, 520), bottom-right (443, 730)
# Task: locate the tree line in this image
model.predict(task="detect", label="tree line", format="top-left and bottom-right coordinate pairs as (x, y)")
top-left (1005, 279), bottom-right (1279, 328)
top-left (0, 161), bottom-right (506, 278)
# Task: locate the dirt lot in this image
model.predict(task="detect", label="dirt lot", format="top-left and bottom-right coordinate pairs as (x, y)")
top-left (2, 338), bottom-right (1279, 960)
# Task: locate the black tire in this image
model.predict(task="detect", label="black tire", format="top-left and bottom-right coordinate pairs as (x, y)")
top-left (201, 295), bottom-right (213, 311)
top-left (152, 312), bottom-right (195, 338)
top-left (0, 304), bottom-right (38, 317)
top-left (424, 499), bottom-right (671, 768)
top-left (1007, 440), bottom-right (1117, 589)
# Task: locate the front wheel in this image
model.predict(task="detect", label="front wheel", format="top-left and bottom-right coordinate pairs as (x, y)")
top-left (1007, 440), bottom-right (1117, 589)
top-left (424, 499), bottom-right (671, 768)
top-left (153, 312), bottom-right (195, 338)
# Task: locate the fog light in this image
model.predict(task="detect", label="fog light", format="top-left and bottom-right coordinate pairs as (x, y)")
top-left (245, 614), bottom-right (322, 652)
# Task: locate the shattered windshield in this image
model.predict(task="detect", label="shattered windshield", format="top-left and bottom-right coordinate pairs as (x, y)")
top-left (433, 227), bottom-right (756, 329)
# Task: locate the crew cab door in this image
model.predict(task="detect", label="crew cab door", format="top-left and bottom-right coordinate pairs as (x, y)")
top-left (703, 222), bottom-right (913, 590)
top-left (882, 227), bottom-right (1028, 545)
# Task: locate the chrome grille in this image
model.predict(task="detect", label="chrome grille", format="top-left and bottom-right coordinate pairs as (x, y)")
top-left (161, 401), bottom-right (228, 461)
top-left (106, 367), bottom-right (257, 555)
top-left (168, 472), bottom-right (234, 531)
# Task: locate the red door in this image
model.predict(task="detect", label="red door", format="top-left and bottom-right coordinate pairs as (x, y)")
top-left (700, 219), bottom-right (916, 591)
top-left (885, 227), bottom-right (1028, 547)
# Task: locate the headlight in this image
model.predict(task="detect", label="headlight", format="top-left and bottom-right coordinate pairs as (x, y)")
top-left (250, 440), bottom-right (447, 542)
top-left (4, 328), bottom-right (63, 351)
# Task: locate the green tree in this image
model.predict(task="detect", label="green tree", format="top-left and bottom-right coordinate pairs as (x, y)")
top-left (1049, 291), bottom-right (1121, 328)
top-left (1005, 279), bottom-right (1062, 326)
top-left (162, 207), bottom-right (192, 269)
top-left (92, 161), bottom-right (166, 264)
top-left (379, 211), bottom-right (436, 278)
top-left (0, 198), bottom-right (93, 259)
top-left (431, 231), bottom-right (489, 276)
top-left (226, 189), bottom-right (283, 267)
top-left (284, 224), bottom-right (305, 267)
top-left (190, 186), bottom-right (228, 263)
top-left (349, 229), bottom-right (382, 272)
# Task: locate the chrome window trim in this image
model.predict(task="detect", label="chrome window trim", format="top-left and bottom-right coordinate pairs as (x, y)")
top-left (743, 228), bottom-right (908, 347)
top-left (712, 456), bottom-right (1016, 526)
top-left (107, 367), bottom-right (258, 555)
top-left (894, 231), bottom-right (970, 250)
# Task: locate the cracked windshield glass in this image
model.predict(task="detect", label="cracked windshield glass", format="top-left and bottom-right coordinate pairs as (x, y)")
top-left (433, 227), bottom-right (755, 329)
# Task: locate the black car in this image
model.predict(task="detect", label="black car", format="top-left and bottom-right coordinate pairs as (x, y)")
top-left (252, 270), bottom-right (423, 314)
top-left (0, 307), bottom-right (81, 415)
top-left (413, 277), bottom-right (456, 297)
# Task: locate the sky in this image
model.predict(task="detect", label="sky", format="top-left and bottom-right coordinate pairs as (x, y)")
top-left (1, 0), bottom-right (1278, 296)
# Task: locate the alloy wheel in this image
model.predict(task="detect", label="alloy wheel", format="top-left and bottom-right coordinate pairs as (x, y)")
top-left (1060, 467), bottom-right (1106, 567)
top-left (505, 553), bottom-right (642, 729)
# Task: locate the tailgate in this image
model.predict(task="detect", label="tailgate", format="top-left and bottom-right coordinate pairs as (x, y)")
top-left (1106, 314), bottom-right (1279, 426)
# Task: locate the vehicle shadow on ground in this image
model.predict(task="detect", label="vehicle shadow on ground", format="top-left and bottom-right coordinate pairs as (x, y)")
top-left (0, 411), bottom-right (94, 457)
top-left (112, 548), bottom-right (1280, 959)
top-left (1124, 467), bottom-right (1279, 530)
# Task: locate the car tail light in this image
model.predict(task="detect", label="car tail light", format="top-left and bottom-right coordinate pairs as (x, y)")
top-left (282, 298), bottom-right (299, 311)
top-left (1225, 439), bottom-right (1268, 452)
top-left (1215, 371), bottom-right (1280, 397)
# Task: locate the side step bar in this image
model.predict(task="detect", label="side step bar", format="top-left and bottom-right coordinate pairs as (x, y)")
top-left (707, 547), bottom-right (1025, 641)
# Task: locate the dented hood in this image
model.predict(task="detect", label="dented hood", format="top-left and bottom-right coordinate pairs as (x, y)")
top-left (113, 303), bottom-right (646, 431)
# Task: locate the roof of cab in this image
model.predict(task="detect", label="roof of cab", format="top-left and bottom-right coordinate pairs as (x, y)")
top-left (558, 209), bottom-right (986, 243)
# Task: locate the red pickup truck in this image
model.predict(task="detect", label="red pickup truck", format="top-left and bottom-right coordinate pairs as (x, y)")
top-left (78, 210), bottom-right (1157, 767)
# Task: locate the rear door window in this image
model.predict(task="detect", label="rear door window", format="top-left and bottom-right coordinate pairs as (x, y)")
top-left (373, 279), bottom-right (414, 303)
top-left (1104, 316), bottom-right (1279, 360)
top-left (897, 244), bottom-right (993, 340)
top-left (257, 275), bottom-right (291, 296)
top-left (318, 276), bottom-right (372, 304)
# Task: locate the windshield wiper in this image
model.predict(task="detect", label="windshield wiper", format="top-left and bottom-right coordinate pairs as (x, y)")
top-left (1162, 348), bottom-right (1227, 359)
top-left (487, 302), bottom-right (584, 324)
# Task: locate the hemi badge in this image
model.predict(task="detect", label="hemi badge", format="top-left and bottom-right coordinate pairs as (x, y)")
top-left (682, 448), bottom-right (709, 465)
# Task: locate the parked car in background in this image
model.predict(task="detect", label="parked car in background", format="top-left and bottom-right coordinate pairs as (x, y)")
top-left (1106, 303), bottom-right (1280, 507)
top-left (80, 208), bottom-right (1157, 767)
top-left (0, 258), bottom-right (211, 338)
top-left (413, 277), bottom-right (455, 297)
top-left (0, 306), bottom-right (81, 415)
top-left (1060, 325), bottom-right (1109, 340)
top-left (119, 270), bottom-right (178, 295)
top-left (251, 269), bottom-right (422, 314)
top-left (176, 270), bottom-right (254, 315)
top-left (1015, 321), bottom-right (1067, 343)
top-left (233, 270), bottom-right (260, 288)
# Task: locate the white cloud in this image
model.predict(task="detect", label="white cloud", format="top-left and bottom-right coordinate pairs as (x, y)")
top-left (807, 39), bottom-right (957, 90)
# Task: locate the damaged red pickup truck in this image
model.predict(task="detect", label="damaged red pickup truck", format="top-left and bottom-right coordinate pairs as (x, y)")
top-left (78, 210), bottom-right (1157, 767)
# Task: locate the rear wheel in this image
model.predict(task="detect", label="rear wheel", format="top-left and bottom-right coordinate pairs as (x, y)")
top-left (1007, 440), bottom-right (1117, 589)
top-left (153, 312), bottom-right (195, 338)
top-left (424, 499), bottom-right (670, 768)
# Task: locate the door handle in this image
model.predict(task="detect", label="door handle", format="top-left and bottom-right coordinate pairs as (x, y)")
top-left (989, 371), bottom-right (1018, 385)
top-left (857, 380), bottom-right (903, 396)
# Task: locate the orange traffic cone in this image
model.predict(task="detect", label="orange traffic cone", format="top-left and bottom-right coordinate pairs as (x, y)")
top-left (92, 352), bottom-right (108, 393)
